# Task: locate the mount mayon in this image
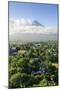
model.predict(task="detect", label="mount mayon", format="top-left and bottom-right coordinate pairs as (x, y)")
top-left (9, 19), bottom-right (57, 43)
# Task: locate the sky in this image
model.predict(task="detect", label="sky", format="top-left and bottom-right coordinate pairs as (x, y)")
top-left (9, 2), bottom-right (58, 34)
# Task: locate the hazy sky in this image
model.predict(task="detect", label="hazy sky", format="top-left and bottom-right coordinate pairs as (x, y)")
top-left (9, 2), bottom-right (58, 34)
top-left (9, 2), bottom-right (58, 28)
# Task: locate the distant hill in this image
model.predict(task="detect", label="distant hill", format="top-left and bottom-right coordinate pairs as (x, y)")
top-left (32, 20), bottom-right (45, 27)
top-left (9, 33), bottom-right (57, 44)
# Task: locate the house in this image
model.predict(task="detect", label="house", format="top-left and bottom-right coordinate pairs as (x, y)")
top-left (32, 70), bottom-right (46, 75)
top-left (9, 47), bottom-right (17, 55)
top-left (18, 50), bottom-right (27, 54)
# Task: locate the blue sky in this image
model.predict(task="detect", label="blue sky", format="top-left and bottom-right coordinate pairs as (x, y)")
top-left (9, 2), bottom-right (58, 28)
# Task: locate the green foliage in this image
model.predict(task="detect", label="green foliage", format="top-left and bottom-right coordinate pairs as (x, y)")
top-left (9, 41), bottom-right (58, 88)
top-left (39, 78), bottom-right (48, 86)
top-left (9, 72), bottom-right (21, 88)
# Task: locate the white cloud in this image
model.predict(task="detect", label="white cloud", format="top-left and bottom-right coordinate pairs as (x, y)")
top-left (9, 18), bottom-right (57, 35)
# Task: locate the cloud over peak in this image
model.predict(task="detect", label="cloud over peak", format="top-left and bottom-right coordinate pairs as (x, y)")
top-left (9, 18), bottom-right (57, 35)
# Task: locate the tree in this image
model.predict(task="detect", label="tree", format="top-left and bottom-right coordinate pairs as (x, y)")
top-left (9, 72), bottom-right (21, 88)
top-left (39, 78), bottom-right (48, 86)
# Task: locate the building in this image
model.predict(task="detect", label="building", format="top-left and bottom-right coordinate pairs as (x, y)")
top-left (9, 47), bottom-right (17, 55)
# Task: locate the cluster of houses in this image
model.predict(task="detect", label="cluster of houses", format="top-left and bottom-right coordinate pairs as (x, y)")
top-left (9, 47), bottom-right (27, 55)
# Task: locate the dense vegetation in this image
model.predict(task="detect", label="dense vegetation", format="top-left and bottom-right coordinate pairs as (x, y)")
top-left (9, 41), bottom-right (58, 88)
